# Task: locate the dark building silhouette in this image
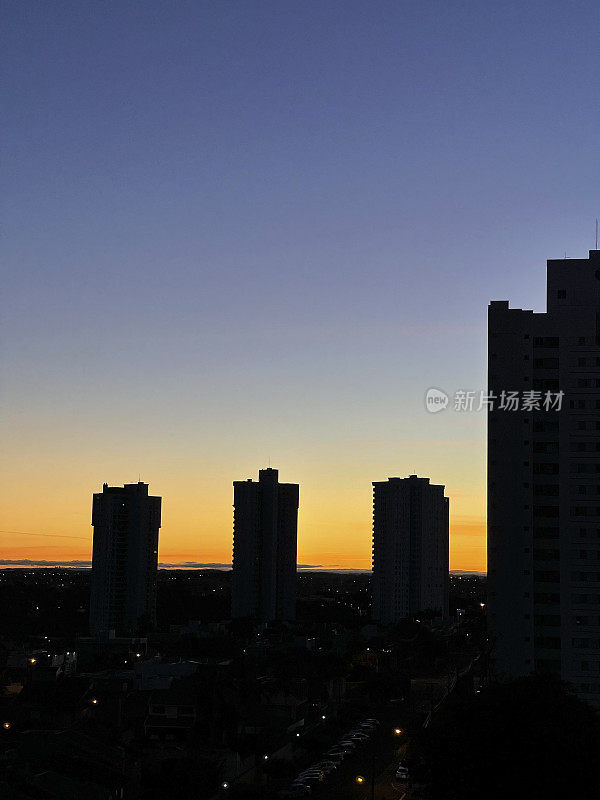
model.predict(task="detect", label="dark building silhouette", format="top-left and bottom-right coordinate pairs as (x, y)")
top-left (89, 482), bottom-right (161, 636)
top-left (232, 468), bottom-right (299, 620)
top-left (371, 475), bottom-right (449, 622)
top-left (488, 250), bottom-right (600, 707)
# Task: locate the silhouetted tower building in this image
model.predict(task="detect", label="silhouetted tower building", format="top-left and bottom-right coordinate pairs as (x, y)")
top-left (232, 468), bottom-right (299, 620)
top-left (89, 482), bottom-right (161, 636)
top-left (488, 250), bottom-right (600, 706)
top-left (372, 475), bottom-right (449, 623)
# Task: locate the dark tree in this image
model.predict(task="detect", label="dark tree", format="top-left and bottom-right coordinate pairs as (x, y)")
top-left (413, 675), bottom-right (600, 800)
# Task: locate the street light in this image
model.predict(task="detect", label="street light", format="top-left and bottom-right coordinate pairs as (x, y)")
top-left (3, 722), bottom-right (11, 730)
top-left (394, 727), bottom-right (403, 736)
top-left (356, 775), bottom-right (365, 784)
top-left (221, 782), bottom-right (229, 789)
top-left (91, 698), bottom-right (99, 705)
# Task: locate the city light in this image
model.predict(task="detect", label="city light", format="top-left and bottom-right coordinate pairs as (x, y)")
top-left (29, 658), bottom-right (36, 665)
top-left (3, 722), bottom-right (11, 730)
top-left (394, 727), bottom-right (403, 736)
top-left (91, 698), bottom-right (98, 705)
top-left (356, 775), bottom-right (365, 784)
top-left (263, 755), bottom-right (269, 760)
top-left (221, 782), bottom-right (229, 789)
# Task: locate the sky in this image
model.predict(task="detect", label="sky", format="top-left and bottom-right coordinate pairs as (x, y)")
top-left (2, 1), bottom-right (599, 571)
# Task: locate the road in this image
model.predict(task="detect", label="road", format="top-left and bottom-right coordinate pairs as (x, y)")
top-left (354, 742), bottom-right (410, 800)
top-left (314, 731), bottom-right (410, 800)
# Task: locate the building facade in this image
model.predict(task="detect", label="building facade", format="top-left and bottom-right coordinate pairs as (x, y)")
top-left (372, 475), bottom-right (449, 623)
top-left (232, 468), bottom-right (299, 620)
top-left (488, 249), bottom-right (600, 706)
top-left (90, 482), bottom-right (161, 636)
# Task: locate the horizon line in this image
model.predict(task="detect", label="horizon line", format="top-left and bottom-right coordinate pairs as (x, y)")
top-left (0, 558), bottom-right (486, 575)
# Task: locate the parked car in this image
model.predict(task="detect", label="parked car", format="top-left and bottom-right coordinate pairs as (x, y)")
top-left (285, 783), bottom-right (311, 795)
top-left (337, 740), bottom-right (356, 750)
top-left (395, 763), bottom-right (410, 781)
top-left (295, 775), bottom-right (323, 788)
top-left (313, 761), bottom-right (337, 773)
top-left (325, 749), bottom-right (345, 762)
top-left (347, 731), bottom-right (370, 740)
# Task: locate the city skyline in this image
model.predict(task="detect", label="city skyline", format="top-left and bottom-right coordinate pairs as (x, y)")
top-left (3, 2), bottom-right (599, 572)
top-left (0, 469), bottom-right (476, 572)
top-left (3, 4), bottom-right (600, 796)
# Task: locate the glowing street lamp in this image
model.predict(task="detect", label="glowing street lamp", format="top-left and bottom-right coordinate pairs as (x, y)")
top-left (90, 698), bottom-right (99, 705)
top-left (356, 775), bottom-right (365, 784)
top-left (221, 782), bottom-right (229, 789)
top-left (3, 722), bottom-right (11, 730)
top-left (394, 727), bottom-right (403, 736)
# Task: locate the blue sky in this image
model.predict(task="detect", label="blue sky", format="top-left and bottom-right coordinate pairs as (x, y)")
top-left (2, 1), bottom-right (599, 569)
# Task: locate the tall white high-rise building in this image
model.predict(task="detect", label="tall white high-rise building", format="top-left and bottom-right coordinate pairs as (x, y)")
top-left (488, 249), bottom-right (600, 707)
top-left (89, 482), bottom-right (161, 636)
top-left (232, 468), bottom-right (299, 620)
top-left (372, 475), bottom-right (449, 623)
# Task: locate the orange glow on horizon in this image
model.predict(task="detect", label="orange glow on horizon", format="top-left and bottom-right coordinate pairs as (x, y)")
top-left (0, 450), bottom-right (487, 572)
top-left (0, 515), bottom-right (486, 572)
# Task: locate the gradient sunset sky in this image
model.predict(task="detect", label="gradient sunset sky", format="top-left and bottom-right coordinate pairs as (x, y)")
top-left (2, 1), bottom-right (599, 571)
